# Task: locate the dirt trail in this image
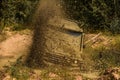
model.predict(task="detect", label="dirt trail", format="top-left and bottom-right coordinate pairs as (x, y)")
top-left (0, 32), bottom-right (32, 69)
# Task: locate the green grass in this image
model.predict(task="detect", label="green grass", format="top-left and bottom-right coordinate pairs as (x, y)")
top-left (91, 35), bottom-right (120, 70)
top-left (1, 56), bottom-right (80, 80)
top-left (80, 34), bottom-right (120, 73)
top-left (6, 57), bottom-right (30, 80)
top-left (40, 65), bottom-right (76, 80)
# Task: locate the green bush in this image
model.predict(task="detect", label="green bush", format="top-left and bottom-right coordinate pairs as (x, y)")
top-left (63, 0), bottom-right (120, 33)
top-left (0, 0), bottom-right (39, 31)
top-left (1, 0), bottom-right (120, 33)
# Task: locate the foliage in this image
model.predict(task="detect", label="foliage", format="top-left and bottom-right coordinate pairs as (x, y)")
top-left (0, 0), bottom-right (120, 33)
top-left (0, 0), bottom-right (38, 32)
top-left (92, 44), bottom-right (120, 70)
top-left (63, 0), bottom-right (120, 33)
top-left (7, 56), bottom-right (30, 80)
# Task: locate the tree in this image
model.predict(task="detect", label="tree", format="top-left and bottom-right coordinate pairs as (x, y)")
top-left (63, 0), bottom-right (120, 33)
top-left (0, 0), bottom-right (38, 31)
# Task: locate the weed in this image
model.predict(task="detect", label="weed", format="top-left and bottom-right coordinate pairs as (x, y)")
top-left (5, 56), bottom-right (31, 80)
top-left (40, 65), bottom-right (75, 80)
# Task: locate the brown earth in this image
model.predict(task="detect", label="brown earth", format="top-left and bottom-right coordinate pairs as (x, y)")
top-left (0, 31), bottom-right (32, 69)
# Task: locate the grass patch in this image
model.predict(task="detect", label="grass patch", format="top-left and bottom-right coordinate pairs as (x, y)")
top-left (1, 56), bottom-right (81, 80)
top-left (80, 35), bottom-right (120, 72)
top-left (5, 56), bottom-right (31, 80)
top-left (40, 65), bottom-right (76, 80)
top-left (91, 35), bottom-right (120, 71)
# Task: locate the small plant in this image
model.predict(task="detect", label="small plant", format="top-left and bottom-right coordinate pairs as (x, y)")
top-left (92, 44), bottom-right (120, 71)
top-left (40, 66), bottom-right (75, 80)
top-left (6, 56), bottom-right (31, 80)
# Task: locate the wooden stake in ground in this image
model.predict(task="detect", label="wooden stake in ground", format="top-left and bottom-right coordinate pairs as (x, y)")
top-left (80, 33), bottom-right (84, 53)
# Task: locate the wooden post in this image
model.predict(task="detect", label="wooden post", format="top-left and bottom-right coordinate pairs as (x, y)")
top-left (80, 32), bottom-right (84, 53)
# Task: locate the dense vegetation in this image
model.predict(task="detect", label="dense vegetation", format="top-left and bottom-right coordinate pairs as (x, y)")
top-left (0, 0), bottom-right (38, 31)
top-left (0, 0), bottom-right (120, 33)
top-left (63, 0), bottom-right (120, 33)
